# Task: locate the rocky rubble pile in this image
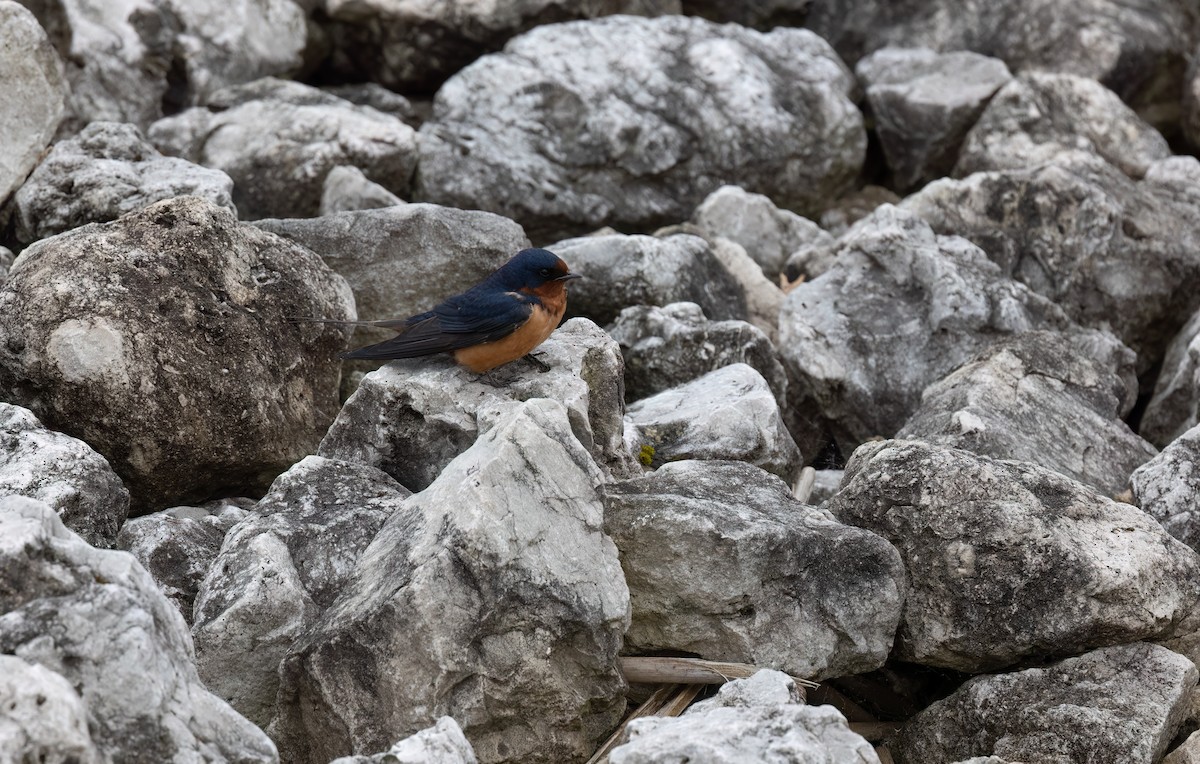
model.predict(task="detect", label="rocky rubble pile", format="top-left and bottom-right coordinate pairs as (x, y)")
top-left (3, 1), bottom-right (1200, 763)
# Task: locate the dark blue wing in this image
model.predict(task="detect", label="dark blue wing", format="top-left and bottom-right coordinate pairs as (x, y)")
top-left (340, 288), bottom-right (534, 361)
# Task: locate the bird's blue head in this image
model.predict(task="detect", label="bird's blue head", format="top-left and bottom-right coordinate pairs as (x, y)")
top-left (494, 248), bottom-right (581, 291)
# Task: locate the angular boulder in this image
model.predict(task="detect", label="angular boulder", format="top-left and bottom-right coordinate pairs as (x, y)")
top-left (0, 196), bottom-right (355, 512)
top-left (1142, 307), bottom-right (1200, 447)
top-left (1132, 424), bottom-right (1200, 553)
top-left (328, 717), bottom-right (478, 764)
top-left (319, 166), bottom-right (405, 215)
top-left (0, 654), bottom-right (101, 764)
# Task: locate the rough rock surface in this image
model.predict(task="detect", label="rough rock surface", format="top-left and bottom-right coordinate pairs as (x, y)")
top-left (625, 364), bottom-right (802, 481)
top-left (1143, 307), bottom-right (1200, 448)
top-left (272, 400), bottom-right (630, 764)
top-left (0, 1), bottom-right (67, 208)
top-left (0, 196), bottom-right (355, 512)
top-left (803, 0), bottom-right (1197, 121)
top-left (115, 499), bottom-right (256, 622)
top-left (150, 78), bottom-right (418, 219)
top-left (690, 185), bottom-right (832, 278)
top-left (418, 15), bottom-right (865, 237)
top-left (14, 121), bottom-right (236, 243)
top-left (603, 461), bottom-right (904, 679)
top-left (0, 654), bottom-right (101, 764)
top-left (319, 165), bottom-right (405, 215)
top-left (778, 204), bottom-right (1070, 450)
top-left (319, 0), bottom-right (677, 91)
top-left (255, 204), bottom-right (529, 353)
top-left (0, 247), bottom-right (13, 283)
top-left (607, 302), bottom-right (788, 407)
top-left (954, 72), bottom-right (1172, 179)
top-left (192, 456), bottom-right (410, 729)
top-left (904, 153), bottom-right (1200, 369)
top-left (894, 643), bottom-right (1198, 764)
top-left (321, 84), bottom-right (417, 122)
top-left (329, 717), bottom-right (478, 764)
top-left (610, 670), bottom-right (880, 763)
top-left (1132, 425), bottom-right (1200, 553)
top-left (1188, 51), bottom-right (1200, 149)
top-left (856, 47), bottom-right (1012, 190)
top-left (551, 232), bottom-right (746, 327)
top-left (0, 402), bottom-right (129, 548)
top-left (1166, 731), bottom-right (1200, 764)
top-left (829, 440), bottom-right (1200, 672)
top-left (0, 495), bottom-right (277, 763)
top-left (320, 319), bottom-right (633, 490)
top-left (896, 330), bottom-right (1155, 496)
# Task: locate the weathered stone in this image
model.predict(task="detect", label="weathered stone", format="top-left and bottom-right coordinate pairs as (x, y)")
top-left (955, 72), bottom-right (1172, 179)
top-left (678, 0), bottom-right (809, 28)
top-left (0, 402), bottom-right (129, 548)
top-left (273, 400), bottom-right (630, 764)
top-left (603, 461), bottom-right (904, 679)
top-left (1132, 424), bottom-right (1200, 553)
top-left (0, 654), bottom-right (101, 764)
top-left (778, 204), bottom-right (1069, 451)
top-left (319, 165), bottom-right (405, 216)
top-left (706, 234), bottom-right (785, 341)
top-left (904, 153), bottom-right (1200, 370)
top-left (1143, 307), bottom-right (1200, 448)
top-left (321, 83), bottom-right (416, 123)
top-left (0, 1), bottom-right (67, 208)
top-left (192, 456), bottom-right (410, 729)
top-left (328, 717), bottom-right (478, 764)
top-left (1187, 50), bottom-right (1200, 149)
top-left (690, 185), bottom-right (832, 279)
top-left (0, 495), bottom-right (278, 763)
top-left (551, 232), bottom-right (746, 327)
top-left (897, 330), bottom-right (1155, 496)
top-left (418, 15), bottom-right (864, 238)
top-left (607, 302), bottom-right (788, 407)
top-left (14, 121), bottom-right (236, 243)
top-left (857, 47), bottom-right (1012, 190)
top-left (0, 196), bottom-right (355, 512)
top-left (610, 670), bottom-right (880, 763)
top-left (829, 440), bottom-right (1200, 672)
top-left (894, 643), bottom-right (1197, 764)
top-left (807, 469), bottom-right (844, 506)
top-left (626, 365), bottom-right (802, 481)
top-left (0, 246), bottom-right (12, 283)
top-left (150, 78), bottom-right (418, 219)
top-left (320, 318), bottom-right (633, 491)
top-left (255, 204), bottom-right (528, 354)
top-left (319, 0), bottom-right (677, 91)
top-left (1166, 730), bottom-right (1200, 764)
top-left (115, 499), bottom-right (256, 623)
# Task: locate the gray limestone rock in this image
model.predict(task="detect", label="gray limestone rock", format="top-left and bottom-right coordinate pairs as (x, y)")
top-left (150, 78), bottom-right (418, 219)
top-left (610, 670), bottom-right (879, 763)
top-left (550, 232), bottom-right (746, 327)
top-left (0, 495), bottom-right (278, 763)
top-left (625, 364), bottom-right (802, 481)
top-left (0, 654), bottom-right (101, 764)
top-left (321, 84), bottom-right (416, 123)
top-left (319, 165), bottom-right (405, 215)
top-left (705, 235), bottom-right (785, 342)
top-left (897, 330), bottom-right (1155, 496)
top-left (602, 461), bottom-right (904, 680)
top-left (829, 440), bottom-right (1200, 672)
top-left (272, 399), bottom-right (630, 764)
top-left (14, 121), bottom-right (236, 243)
top-left (0, 196), bottom-right (355, 513)
top-left (319, 0), bottom-right (677, 92)
top-left (778, 204), bottom-right (1070, 451)
top-left (679, 0), bottom-right (810, 28)
top-left (894, 643), bottom-right (1198, 764)
top-left (418, 15), bottom-right (865, 238)
top-left (955, 72), bottom-right (1172, 179)
top-left (857, 47), bottom-right (1012, 190)
top-left (1143, 307), bottom-right (1200, 448)
top-left (115, 499), bottom-right (256, 623)
top-left (1132, 424), bottom-right (1200, 553)
top-left (0, 246), bottom-right (12, 283)
top-left (192, 456), bottom-right (410, 729)
top-left (328, 717), bottom-right (478, 764)
top-left (0, 1), bottom-right (67, 208)
top-left (255, 204), bottom-right (529, 355)
top-left (319, 318), bottom-right (634, 491)
top-left (904, 153), bottom-right (1200, 371)
top-left (1167, 731), bottom-right (1200, 764)
top-left (607, 302), bottom-right (788, 408)
top-left (1187, 51), bottom-right (1200, 149)
top-left (0, 402), bottom-right (129, 548)
top-left (690, 185), bottom-right (832, 279)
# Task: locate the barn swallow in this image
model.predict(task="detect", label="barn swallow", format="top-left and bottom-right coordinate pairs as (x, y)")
top-left (337, 248), bottom-right (581, 373)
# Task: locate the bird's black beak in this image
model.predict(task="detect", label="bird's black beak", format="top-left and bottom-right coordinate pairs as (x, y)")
top-left (556, 272), bottom-right (583, 281)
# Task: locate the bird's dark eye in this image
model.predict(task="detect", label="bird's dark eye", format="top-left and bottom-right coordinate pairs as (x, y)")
top-left (538, 268), bottom-right (553, 277)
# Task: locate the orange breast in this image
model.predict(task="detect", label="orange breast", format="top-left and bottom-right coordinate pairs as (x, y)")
top-left (453, 284), bottom-right (568, 373)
